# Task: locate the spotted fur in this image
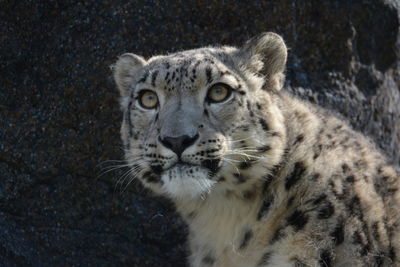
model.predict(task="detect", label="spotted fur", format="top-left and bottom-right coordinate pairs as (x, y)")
top-left (114, 32), bottom-right (400, 266)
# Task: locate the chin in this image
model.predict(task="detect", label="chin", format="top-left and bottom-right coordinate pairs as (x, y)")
top-left (160, 164), bottom-right (217, 200)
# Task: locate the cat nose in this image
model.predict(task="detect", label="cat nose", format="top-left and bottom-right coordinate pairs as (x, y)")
top-left (158, 134), bottom-right (199, 157)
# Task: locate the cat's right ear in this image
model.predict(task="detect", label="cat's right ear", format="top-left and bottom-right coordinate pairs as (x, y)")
top-left (113, 53), bottom-right (146, 97)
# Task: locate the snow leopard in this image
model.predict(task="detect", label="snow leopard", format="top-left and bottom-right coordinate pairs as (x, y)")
top-left (113, 32), bottom-right (400, 266)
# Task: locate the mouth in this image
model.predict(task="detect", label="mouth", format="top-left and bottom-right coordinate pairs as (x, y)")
top-left (175, 160), bottom-right (194, 168)
top-left (165, 160), bottom-right (200, 173)
top-left (150, 159), bottom-right (221, 178)
top-left (169, 159), bottom-right (221, 174)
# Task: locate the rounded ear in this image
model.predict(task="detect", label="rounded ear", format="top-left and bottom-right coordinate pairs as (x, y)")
top-left (238, 32), bottom-right (287, 91)
top-left (113, 53), bottom-right (146, 97)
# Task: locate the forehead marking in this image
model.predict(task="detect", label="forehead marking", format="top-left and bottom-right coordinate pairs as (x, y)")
top-left (142, 55), bottom-right (240, 93)
top-left (192, 60), bottom-right (201, 76)
top-left (206, 66), bottom-right (213, 84)
top-left (151, 70), bottom-right (159, 87)
top-left (163, 62), bottom-right (170, 69)
top-left (138, 71), bottom-right (149, 84)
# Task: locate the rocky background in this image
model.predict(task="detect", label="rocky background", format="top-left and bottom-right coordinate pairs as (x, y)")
top-left (1, 0), bottom-right (399, 266)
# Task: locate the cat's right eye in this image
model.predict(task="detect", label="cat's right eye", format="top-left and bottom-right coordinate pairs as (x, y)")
top-left (138, 90), bottom-right (159, 109)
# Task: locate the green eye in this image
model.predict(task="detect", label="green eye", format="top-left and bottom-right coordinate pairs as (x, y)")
top-left (207, 83), bottom-right (232, 103)
top-left (138, 90), bottom-right (159, 109)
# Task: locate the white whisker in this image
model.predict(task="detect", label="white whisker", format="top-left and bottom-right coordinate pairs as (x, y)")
top-left (221, 158), bottom-right (241, 174)
top-left (114, 163), bottom-right (142, 192)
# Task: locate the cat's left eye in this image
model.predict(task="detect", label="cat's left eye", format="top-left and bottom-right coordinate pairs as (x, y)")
top-left (206, 83), bottom-right (232, 103)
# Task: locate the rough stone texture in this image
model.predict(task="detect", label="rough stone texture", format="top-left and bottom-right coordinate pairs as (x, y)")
top-left (1, 0), bottom-right (399, 266)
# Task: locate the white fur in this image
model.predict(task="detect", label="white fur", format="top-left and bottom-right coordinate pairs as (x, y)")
top-left (114, 32), bottom-right (400, 267)
top-left (161, 166), bottom-right (216, 200)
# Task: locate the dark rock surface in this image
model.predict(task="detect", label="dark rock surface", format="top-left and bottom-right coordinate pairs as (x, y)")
top-left (1, 0), bottom-right (399, 266)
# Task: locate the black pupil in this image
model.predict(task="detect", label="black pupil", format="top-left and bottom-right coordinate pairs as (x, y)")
top-left (146, 93), bottom-right (155, 102)
top-left (214, 87), bottom-right (224, 96)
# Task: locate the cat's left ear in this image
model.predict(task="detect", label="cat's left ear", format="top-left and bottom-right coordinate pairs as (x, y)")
top-left (237, 32), bottom-right (287, 91)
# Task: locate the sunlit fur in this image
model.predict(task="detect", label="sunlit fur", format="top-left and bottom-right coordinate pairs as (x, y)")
top-left (114, 33), bottom-right (400, 267)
